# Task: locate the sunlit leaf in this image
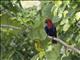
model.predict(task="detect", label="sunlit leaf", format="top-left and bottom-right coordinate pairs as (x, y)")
top-left (60, 19), bottom-right (68, 25)
top-left (63, 23), bottom-right (70, 32)
top-left (75, 12), bottom-right (80, 20)
top-left (0, 14), bottom-right (3, 16)
top-left (31, 54), bottom-right (39, 60)
top-left (63, 10), bottom-right (68, 17)
top-left (55, 1), bottom-right (62, 7)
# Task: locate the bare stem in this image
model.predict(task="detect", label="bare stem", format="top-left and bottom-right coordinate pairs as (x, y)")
top-left (48, 36), bottom-right (80, 54)
top-left (0, 24), bottom-right (21, 30)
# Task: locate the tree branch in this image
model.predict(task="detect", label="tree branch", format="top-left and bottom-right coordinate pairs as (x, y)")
top-left (0, 24), bottom-right (21, 30)
top-left (48, 36), bottom-right (80, 54)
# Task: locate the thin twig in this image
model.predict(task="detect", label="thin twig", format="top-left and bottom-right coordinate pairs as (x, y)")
top-left (48, 36), bottom-right (80, 54)
top-left (0, 24), bottom-right (21, 30)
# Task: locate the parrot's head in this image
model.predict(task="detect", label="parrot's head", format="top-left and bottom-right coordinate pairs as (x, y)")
top-left (45, 18), bottom-right (53, 29)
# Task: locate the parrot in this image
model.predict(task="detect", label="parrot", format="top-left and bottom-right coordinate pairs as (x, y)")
top-left (44, 18), bottom-right (57, 43)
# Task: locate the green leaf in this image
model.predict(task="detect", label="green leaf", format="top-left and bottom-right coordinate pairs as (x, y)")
top-left (62, 56), bottom-right (71, 60)
top-left (63, 23), bottom-right (70, 32)
top-left (31, 54), bottom-right (39, 60)
top-left (46, 44), bottom-right (60, 60)
top-left (42, 2), bottom-right (53, 18)
top-left (75, 12), bottom-right (80, 20)
top-left (55, 1), bottom-right (62, 7)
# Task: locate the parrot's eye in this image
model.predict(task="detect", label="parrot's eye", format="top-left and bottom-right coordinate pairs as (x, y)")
top-left (45, 21), bottom-right (47, 23)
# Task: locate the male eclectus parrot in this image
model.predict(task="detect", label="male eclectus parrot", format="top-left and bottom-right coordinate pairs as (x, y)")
top-left (44, 18), bottom-right (57, 43)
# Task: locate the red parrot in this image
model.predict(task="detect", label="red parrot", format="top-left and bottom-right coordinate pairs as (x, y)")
top-left (44, 18), bottom-right (57, 43)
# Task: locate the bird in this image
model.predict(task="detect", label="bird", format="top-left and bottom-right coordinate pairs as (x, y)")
top-left (44, 18), bottom-right (57, 43)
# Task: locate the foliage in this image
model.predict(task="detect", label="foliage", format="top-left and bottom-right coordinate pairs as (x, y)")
top-left (0, 0), bottom-right (80, 60)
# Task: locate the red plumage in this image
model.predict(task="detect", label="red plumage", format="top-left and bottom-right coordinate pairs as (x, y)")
top-left (47, 19), bottom-right (53, 29)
